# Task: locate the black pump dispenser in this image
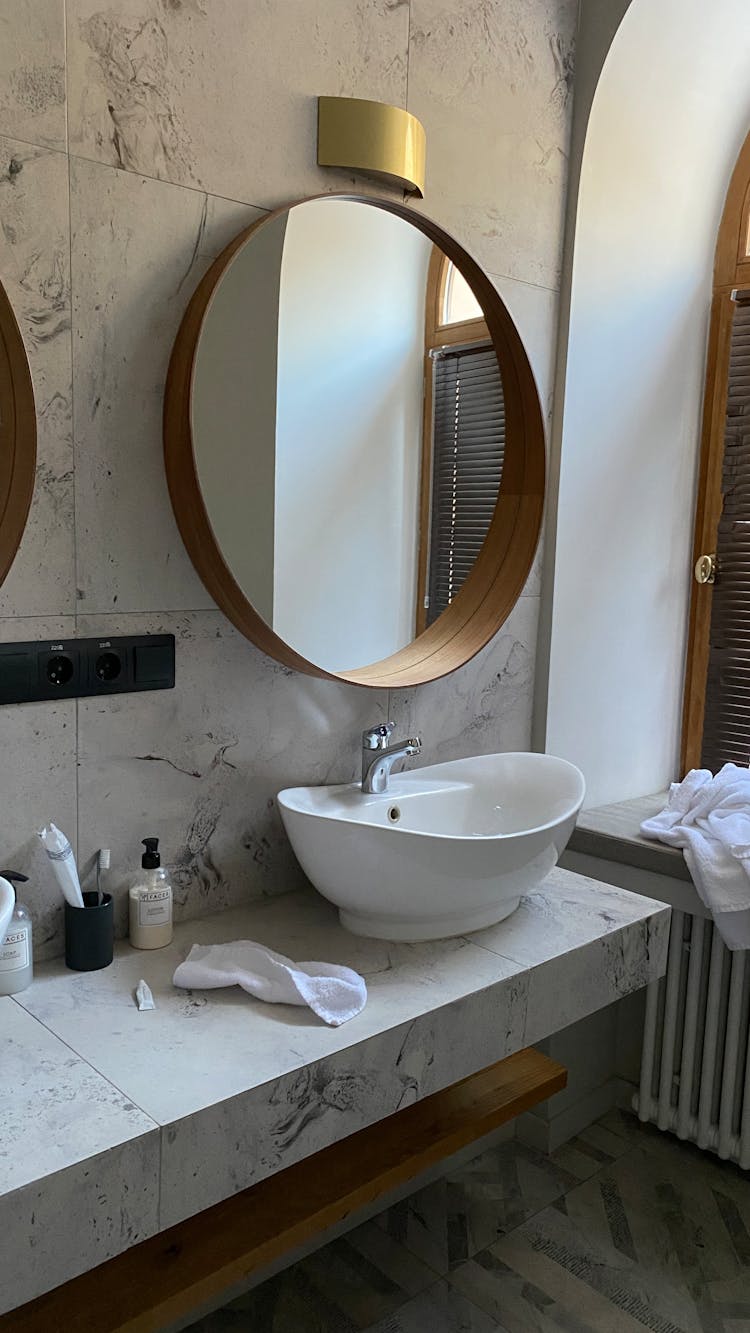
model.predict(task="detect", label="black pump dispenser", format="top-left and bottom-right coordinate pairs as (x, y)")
top-left (1, 871), bottom-right (29, 890)
top-left (0, 871), bottom-right (28, 909)
top-left (141, 838), bottom-right (160, 869)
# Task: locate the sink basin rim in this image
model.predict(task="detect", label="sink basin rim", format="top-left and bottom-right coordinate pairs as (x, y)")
top-left (277, 751), bottom-right (586, 843)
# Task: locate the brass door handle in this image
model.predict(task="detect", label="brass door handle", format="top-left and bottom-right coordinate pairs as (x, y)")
top-left (694, 553), bottom-right (717, 585)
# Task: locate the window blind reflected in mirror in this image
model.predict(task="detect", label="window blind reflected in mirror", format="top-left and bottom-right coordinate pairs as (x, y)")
top-left (426, 346), bottom-right (505, 627)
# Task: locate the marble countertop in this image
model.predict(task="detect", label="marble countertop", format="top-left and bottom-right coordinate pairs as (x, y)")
top-left (1, 869), bottom-right (670, 1313)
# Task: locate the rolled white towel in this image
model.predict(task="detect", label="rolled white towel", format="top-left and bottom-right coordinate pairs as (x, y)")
top-left (173, 940), bottom-right (366, 1026)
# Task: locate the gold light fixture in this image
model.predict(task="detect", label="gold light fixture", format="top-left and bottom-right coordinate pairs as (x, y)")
top-left (317, 96), bottom-right (426, 197)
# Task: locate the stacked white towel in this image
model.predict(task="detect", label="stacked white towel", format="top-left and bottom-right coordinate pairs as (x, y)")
top-left (173, 940), bottom-right (367, 1025)
top-left (640, 764), bottom-right (750, 949)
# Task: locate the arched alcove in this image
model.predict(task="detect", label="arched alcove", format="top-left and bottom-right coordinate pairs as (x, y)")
top-left (541, 0), bottom-right (750, 807)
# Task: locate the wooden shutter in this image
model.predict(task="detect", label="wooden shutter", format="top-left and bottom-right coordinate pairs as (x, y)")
top-left (702, 294), bottom-right (750, 770)
top-left (426, 344), bottom-right (505, 627)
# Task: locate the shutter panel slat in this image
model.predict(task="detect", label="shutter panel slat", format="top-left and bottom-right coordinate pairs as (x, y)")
top-left (702, 299), bottom-right (750, 769)
top-left (426, 345), bottom-right (504, 625)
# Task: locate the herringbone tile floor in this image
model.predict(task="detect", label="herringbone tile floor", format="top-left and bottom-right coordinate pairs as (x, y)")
top-left (185, 1110), bottom-right (750, 1332)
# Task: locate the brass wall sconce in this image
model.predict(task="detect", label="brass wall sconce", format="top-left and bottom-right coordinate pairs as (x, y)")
top-left (317, 97), bottom-right (426, 197)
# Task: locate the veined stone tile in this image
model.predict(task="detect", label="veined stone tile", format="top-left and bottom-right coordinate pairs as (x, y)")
top-left (0, 138), bottom-right (74, 617)
top-left (0, 616), bottom-right (77, 960)
top-left (66, 0), bottom-right (409, 207)
top-left (160, 981), bottom-right (528, 1227)
top-left (75, 609), bottom-right (388, 934)
top-left (406, 0), bottom-right (577, 290)
top-left (0, 1000), bottom-right (159, 1313)
top-left (388, 596), bottom-right (540, 763)
top-left (16, 889), bottom-right (527, 1131)
top-left (0, 1), bottom-right (66, 151)
top-left (70, 156), bottom-right (262, 613)
top-left (472, 868), bottom-right (670, 1044)
top-left (491, 272), bottom-right (559, 422)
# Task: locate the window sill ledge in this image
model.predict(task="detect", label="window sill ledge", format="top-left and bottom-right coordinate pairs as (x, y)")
top-left (568, 792), bottom-right (691, 883)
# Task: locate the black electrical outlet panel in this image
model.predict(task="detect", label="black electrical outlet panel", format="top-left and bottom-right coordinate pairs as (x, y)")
top-left (0, 635), bottom-right (175, 705)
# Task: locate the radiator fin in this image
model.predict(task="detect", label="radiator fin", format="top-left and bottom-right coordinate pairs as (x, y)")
top-left (634, 912), bottom-right (750, 1164)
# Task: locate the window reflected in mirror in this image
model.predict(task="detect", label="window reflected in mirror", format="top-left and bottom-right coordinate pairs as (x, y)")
top-left (418, 254), bottom-right (505, 633)
top-left (442, 261), bottom-right (484, 326)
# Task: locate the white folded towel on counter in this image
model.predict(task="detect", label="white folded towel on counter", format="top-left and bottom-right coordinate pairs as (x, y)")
top-left (173, 940), bottom-right (367, 1025)
top-left (640, 764), bottom-right (750, 949)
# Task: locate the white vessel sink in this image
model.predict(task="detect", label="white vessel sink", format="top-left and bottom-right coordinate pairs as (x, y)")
top-left (277, 752), bottom-right (585, 942)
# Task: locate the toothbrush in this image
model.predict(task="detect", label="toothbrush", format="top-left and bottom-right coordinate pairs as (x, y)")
top-left (97, 848), bottom-right (110, 907)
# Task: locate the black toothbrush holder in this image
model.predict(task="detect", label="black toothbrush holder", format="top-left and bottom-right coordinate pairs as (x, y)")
top-left (64, 892), bottom-right (114, 971)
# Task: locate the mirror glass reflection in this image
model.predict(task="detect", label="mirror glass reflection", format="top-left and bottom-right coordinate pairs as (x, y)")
top-left (191, 197), bottom-right (505, 673)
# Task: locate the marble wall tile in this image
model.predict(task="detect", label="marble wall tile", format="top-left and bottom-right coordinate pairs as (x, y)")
top-left (388, 596), bottom-right (540, 764)
top-left (75, 610), bottom-right (388, 937)
top-left (70, 156), bottom-right (262, 613)
top-left (0, 2), bottom-right (66, 151)
top-left (491, 272), bottom-right (559, 421)
top-left (66, 0), bottom-right (409, 207)
top-left (407, 0), bottom-right (577, 289)
top-left (0, 138), bottom-right (74, 616)
top-left (0, 618), bottom-right (77, 960)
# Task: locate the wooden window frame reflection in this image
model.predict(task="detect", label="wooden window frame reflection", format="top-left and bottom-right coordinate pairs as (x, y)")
top-left (415, 249), bottom-right (491, 635)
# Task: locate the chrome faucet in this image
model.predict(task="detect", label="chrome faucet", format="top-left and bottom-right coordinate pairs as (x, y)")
top-left (361, 722), bottom-right (422, 795)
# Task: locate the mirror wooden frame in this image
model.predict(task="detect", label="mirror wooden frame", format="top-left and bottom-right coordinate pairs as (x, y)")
top-left (164, 194), bottom-right (545, 689)
top-left (0, 281), bottom-right (35, 588)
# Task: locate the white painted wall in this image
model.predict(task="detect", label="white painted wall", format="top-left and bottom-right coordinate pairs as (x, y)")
top-left (273, 199), bottom-right (432, 673)
top-left (544, 0), bottom-right (750, 807)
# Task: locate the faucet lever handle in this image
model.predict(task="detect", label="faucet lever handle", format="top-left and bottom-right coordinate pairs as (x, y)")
top-left (362, 721), bottom-right (396, 750)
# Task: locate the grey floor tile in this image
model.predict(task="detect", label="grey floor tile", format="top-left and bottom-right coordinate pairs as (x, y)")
top-left (596, 1107), bottom-right (655, 1147)
top-left (184, 1220), bottom-right (436, 1332)
top-left (453, 1138), bottom-right (750, 1333)
top-left (450, 1237), bottom-right (647, 1333)
top-left (183, 1111), bottom-right (750, 1333)
top-left (375, 1130), bottom-right (626, 1275)
top-left (361, 1279), bottom-right (508, 1332)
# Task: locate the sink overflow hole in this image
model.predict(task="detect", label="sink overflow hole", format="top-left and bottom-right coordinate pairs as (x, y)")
top-left (387, 805), bottom-right (401, 823)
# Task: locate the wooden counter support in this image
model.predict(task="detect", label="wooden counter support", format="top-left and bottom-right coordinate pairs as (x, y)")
top-left (4, 1048), bottom-right (565, 1333)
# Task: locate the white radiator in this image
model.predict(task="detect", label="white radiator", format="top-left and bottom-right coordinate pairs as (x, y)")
top-left (634, 909), bottom-right (750, 1166)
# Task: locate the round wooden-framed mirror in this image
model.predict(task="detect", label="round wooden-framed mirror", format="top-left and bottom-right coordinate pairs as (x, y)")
top-left (164, 194), bottom-right (545, 689)
top-left (0, 281), bottom-right (35, 586)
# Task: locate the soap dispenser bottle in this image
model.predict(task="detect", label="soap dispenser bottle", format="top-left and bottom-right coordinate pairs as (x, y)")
top-left (128, 838), bottom-right (173, 949)
top-left (0, 871), bottom-right (33, 995)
